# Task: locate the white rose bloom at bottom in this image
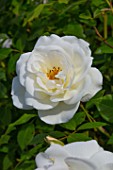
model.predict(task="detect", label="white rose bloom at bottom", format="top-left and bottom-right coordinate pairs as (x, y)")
top-left (35, 140), bottom-right (113, 170)
top-left (11, 34), bottom-right (103, 125)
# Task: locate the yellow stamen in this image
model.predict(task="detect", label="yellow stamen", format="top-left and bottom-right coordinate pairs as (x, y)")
top-left (47, 66), bottom-right (62, 80)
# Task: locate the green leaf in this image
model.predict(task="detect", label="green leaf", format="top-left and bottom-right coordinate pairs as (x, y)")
top-left (60, 112), bottom-right (86, 130)
top-left (80, 18), bottom-right (96, 27)
top-left (23, 4), bottom-right (45, 26)
top-left (67, 133), bottom-right (92, 143)
top-left (17, 124), bottom-right (35, 150)
top-left (0, 68), bottom-right (6, 81)
top-left (71, 0), bottom-right (87, 6)
top-left (12, 0), bottom-right (21, 15)
top-left (58, 0), bottom-right (69, 4)
top-left (79, 10), bottom-right (92, 19)
top-left (0, 82), bottom-right (7, 98)
top-left (31, 133), bottom-right (47, 145)
top-left (95, 95), bottom-right (113, 123)
top-left (3, 154), bottom-right (13, 170)
top-left (74, 112), bottom-right (86, 127)
top-left (93, 9), bottom-right (101, 18)
top-left (78, 122), bottom-right (107, 131)
top-left (0, 48), bottom-right (12, 60)
top-left (10, 113), bottom-right (36, 126)
top-left (15, 39), bottom-right (25, 52)
top-left (95, 38), bottom-right (113, 54)
top-left (60, 117), bottom-right (77, 130)
top-left (6, 113), bottom-right (36, 134)
top-left (0, 146), bottom-right (8, 153)
top-left (63, 23), bottom-right (85, 38)
top-left (35, 118), bottom-right (54, 132)
top-left (14, 160), bottom-right (35, 170)
top-left (92, 0), bottom-right (105, 7)
top-left (0, 33), bottom-right (8, 41)
top-left (0, 135), bottom-right (10, 145)
top-left (86, 90), bottom-right (105, 109)
top-left (8, 53), bottom-right (20, 74)
top-left (49, 131), bottom-right (65, 138)
top-left (21, 144), bottom-right (43, 161)
top-left (107, 134), bottom-right (113, 145)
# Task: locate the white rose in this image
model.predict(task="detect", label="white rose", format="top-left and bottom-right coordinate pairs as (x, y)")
top-left (2, 38), bottom-right (12, 48)
top-left (35, 140), bottom-right (113, 170)
top-left (11, 34), bottom-right (102, 124)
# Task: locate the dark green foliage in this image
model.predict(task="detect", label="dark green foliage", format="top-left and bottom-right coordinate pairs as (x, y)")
top-left (0, 0), bottom-right (113, 169)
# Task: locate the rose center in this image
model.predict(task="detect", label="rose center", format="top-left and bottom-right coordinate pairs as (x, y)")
top-left (47, 66), bottom-right (62, 80)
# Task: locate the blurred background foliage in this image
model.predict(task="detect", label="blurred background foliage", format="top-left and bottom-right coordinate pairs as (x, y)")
top-left (0, 0), bottom-right (113, 169)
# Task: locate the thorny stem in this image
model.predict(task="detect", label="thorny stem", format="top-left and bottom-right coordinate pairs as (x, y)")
top-left (105, 0), bottom-right (113, 13)
top-left (12, 49), bottom-right (21, 53)
top-left (59, 129), bottom-right (77, 141)
top-left (80, 103), bottom-right (110, 138)
top-left (94, 26), bottom-right (113, 48)
top-left (59, 102), bottom-right (110, 141)
top-left (80, 103), bottom-right (94, 122)
top-left (59, 103), bottom-right (110, 142)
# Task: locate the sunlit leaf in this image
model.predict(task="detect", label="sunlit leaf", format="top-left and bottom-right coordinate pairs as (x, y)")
top-left (78, 122), bottom-right (107, 131)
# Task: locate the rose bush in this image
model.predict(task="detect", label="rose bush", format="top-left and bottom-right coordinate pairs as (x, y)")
top-left (11, 34), bottom-right (103, 124)
top-left (35, 140), bottom-right (113, 170)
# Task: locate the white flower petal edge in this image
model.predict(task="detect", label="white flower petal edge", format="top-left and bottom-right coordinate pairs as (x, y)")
top-left (11, 34), bottom-right (103, 124)
top-left (64, 140), bottom-right (103, 159)
top-left (38, 101), bottom-right (80, 125)
top-left (25, 92), bottom-right (58, 110)
top-left (81, 67), bottom-right (103, 102)
top-left (11, 77), bottom-right (33, 110)
top-left (35, 140), bottom-right (113, 170)
top-left (98, 164), bottom-right (113, 170)
top-left (65, 157), bottom-right (96, 170)
top-left (90, 151), bottom-right (113, 168)
top-left (16, 52), bottom-right (31, 86)
top-left (35, 143), bottom-right (70, 170)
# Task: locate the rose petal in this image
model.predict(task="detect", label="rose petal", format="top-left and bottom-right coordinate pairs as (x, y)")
top-left (81, 67), bottom-right (103, 102)
top-left (25, 73), bottom-right (35, 96)
top-left (62, 36), bottom-right (93, 83)
top-left (35, 168), bottom-right (45, 170)
top-left (38, 101), bottom-right (80, 124)
top-left (25, 92), bottom-right (58, 110)
top-left (11, 77), bottom-right (33, 109)
top-left (64, 140), bottom-right (103, 159)
top-left (34, 34), bottom-right (61, 48)
top-left (62, 36), bottom-right (91, 57)
top-left (35, 152), bottom-right (53, 168)
top-left (64, 76), bottom-right (91, 105)
top-left (16, 52), bottom-right (31, 75)
top-left (65, 157), bottom-right (96, 170)
top-left (48, 165), bottom-right (68, 170)
top-left (16, 53), bottom-right (31, 86)
top-left (33, 46), bottom-right (72, 74)
top-left (34, 34), bottom-right (94, 91)
top-left (98, 163), bottom-right (113, 170)
top-left (36, 144), bottom-right (69, 170)
top-left (90, 151), bottom-right (113, 168)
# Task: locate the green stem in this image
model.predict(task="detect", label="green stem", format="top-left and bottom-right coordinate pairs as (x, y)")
top-left (106, 0), bottom-right (113, 13)
top-left (111, 23), bottom-right (113, 37)
top-left (80, 103), bottom-right (110, 137)
top-left (103, 12), bottom-right (108, 39)
top-left (80, 103), bottom-right (93, 122)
